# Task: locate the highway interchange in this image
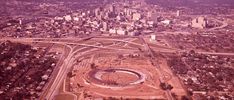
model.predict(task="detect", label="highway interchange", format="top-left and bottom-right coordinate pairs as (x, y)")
top-left (1, 33), bottom-right (234, 100)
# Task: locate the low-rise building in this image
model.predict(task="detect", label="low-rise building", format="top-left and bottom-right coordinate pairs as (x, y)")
top-left (150, 34), bottom-right (156, 41)
top-left (64, 15), bottom-right (72, 21)
top-left (132, 13), bottom-right (141, 21)
top-left (161, 19), bottom-right (172, 25)
top-left (109, 28), bottom-right (117, 34)
top-left (117, 29), bottom-right (127, 35)
top-left (129, 31), bottom-right (140, 36)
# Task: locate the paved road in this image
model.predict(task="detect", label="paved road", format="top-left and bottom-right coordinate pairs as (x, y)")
top-left (44, 37), bottom-right (136, 100)
top-left (139, 36), bottom-right (174, 100)
top-left (209, 18), bottom-right (228, 31)
top-left (1, 36), bottom-right (234, 100)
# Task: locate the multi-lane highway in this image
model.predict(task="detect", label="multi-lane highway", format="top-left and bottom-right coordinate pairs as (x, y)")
top-left (38, 37), bottom-right (139, 99)
top-left (1, 36), bottom-right (234, 100)
top-left (139, 36), bottom-right (174, 100)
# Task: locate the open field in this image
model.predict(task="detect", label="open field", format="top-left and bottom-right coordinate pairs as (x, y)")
top-left (68, 50), bottom-right (186, 99)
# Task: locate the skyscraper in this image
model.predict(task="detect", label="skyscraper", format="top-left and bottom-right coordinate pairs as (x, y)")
top-left (176, 10), bottom-right (180, 17)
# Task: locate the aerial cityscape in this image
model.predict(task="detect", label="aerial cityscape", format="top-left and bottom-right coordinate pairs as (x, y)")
top-left (0, 0), bottom-right (234, 100)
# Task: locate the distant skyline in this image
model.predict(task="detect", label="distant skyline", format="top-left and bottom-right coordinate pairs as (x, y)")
top-left (3, 0), bottom-right (234, 5)
top-left (146, 0), bottom-right (234, 7)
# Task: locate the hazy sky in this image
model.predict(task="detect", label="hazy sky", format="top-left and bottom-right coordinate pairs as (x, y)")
top-left (145, 0), bottom-right (234, 7)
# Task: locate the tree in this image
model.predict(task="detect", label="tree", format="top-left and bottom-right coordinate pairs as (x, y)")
top-left (160, 83), bottom-right (173, 90)
top-left (181, 95), bottom-right (190, 100)
top-left (171, 92), bottom-right (178, 100)
top-left (67, 72), bottom-right (75, 78)
top-left (90, 63), bottom-right (97, 69)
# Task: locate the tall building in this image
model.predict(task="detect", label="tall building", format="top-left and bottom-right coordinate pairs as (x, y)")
top-left (191, 17), bottom-right (208, 29)
top-left (176, 10), bottom-right (180, 17)
top-left (109, 5), bottom-right (115, 13)
top-left (124, 8), bottom-right (133, 17)
top-left (19, 19), bottom-right (22, 25)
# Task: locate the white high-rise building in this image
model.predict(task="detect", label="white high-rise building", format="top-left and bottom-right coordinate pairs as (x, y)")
top-left (19, 19), bottom-right (22, 25)
top-left (176, 10), bottom-right (180, 17)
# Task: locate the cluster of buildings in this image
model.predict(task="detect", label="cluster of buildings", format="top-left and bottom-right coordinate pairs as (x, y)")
top-left (191, 17), bottom-right (208, 29)
top-left (168, 52), bottom-right (234, 99)
top-left (165, 33), bottom-right (234, 52)
top-left (0, 0), bottom-right (158, 38)
top-left (0, 0), bottom-right (218, 40)
top-left (55, 0), bottom-right (158, 36)
top-left (0, 41), bottom-right (58, 99)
